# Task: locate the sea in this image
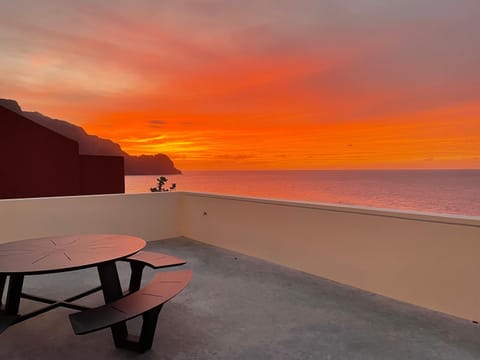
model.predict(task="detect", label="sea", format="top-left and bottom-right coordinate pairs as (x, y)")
top-left (125, 170), bottom-right (480, 217)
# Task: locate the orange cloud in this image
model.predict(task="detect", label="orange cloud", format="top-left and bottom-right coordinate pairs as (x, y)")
top-left (1, 1), bottom-right (479, 170)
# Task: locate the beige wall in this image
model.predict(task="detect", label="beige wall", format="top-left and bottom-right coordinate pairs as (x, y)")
top-left (0, 192), bottom-right (181, 243)
top-left (180, 192), bottom-right (480, 321)
top-left (2, 191), bottom-right (480, 321)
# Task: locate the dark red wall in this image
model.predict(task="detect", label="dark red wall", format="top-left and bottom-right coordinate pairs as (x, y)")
top-left (80, 155), bottom-right (125, 195)
top-left (0, 106), bottom-right (125, 199)
top-left (0, 106), bottom-right (80, 199)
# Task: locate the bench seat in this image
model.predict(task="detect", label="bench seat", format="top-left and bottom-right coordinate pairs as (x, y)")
top-left (124, 251), bottom-right (186, 269)
top-left (122, 251), bottom-right (187, 293)
top-left (69, 269), bottom-right (192, 336)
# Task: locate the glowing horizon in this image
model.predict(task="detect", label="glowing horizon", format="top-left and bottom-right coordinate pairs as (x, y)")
top-left (1, 1), bottom-right (479, 170)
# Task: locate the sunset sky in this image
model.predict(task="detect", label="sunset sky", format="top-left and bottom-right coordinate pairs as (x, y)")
top-left (1, 1), bottom-right (479, 170)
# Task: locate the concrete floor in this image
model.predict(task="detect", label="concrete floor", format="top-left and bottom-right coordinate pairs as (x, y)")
top-left (1, 237), bottom-right (480, 359)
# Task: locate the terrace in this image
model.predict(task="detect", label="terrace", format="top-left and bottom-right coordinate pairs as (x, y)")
top-left (1, 192), bottom-right (480, 359)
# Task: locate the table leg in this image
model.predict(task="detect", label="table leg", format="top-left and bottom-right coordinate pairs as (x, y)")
top-left (128, 262), bottom-right (146, 292)
top-left (0, 274), bottom-right (6, 305)
top-left (97, 261), bottom-right (128, 347)
top-left (5, 275), bottom-right (24, 314)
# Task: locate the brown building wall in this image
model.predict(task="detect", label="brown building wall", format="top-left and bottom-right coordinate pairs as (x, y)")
top-left (0, 106), bottom-right (81, 199)
top-left (79, 155), bottom-right (125, 195)
top-left (0, 106), bottom-right (125, 199)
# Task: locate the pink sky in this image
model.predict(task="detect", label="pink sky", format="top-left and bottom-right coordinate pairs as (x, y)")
top-left (1, 1), bottom-right (479, 169)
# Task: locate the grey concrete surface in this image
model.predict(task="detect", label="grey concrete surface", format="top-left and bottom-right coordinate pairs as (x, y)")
top-left (1, 237), bottom-right (480, 359)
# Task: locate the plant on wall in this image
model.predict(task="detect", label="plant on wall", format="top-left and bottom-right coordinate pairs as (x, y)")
top-left (150, 176), bottom-right (176, 192)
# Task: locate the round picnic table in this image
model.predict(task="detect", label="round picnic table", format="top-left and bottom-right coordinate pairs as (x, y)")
top-left (0, 234), bottom-right (146, 338)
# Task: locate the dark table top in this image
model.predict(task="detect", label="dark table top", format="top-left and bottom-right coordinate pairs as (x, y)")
top-left (0, 234), bottom-right (146, 275)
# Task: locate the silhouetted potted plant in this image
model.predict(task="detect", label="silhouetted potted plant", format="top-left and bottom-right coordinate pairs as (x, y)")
top-left (150, 176), bottom-right (176, 192)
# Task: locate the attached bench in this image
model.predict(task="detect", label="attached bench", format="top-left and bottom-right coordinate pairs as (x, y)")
top-left (69, 269), bottom-right (192, 353)
top-left (122, 251), bottom-right (186, 292)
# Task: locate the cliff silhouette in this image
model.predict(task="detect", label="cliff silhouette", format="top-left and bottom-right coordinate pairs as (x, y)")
top-left (0, 99), bottom-right (181, 175)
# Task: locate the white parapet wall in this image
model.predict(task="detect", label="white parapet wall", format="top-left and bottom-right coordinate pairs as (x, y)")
top-left (0, 192), bottom-right (182, 243)
top-left (2, 191), bottom-right (480, 321)
top-left (180, 192), bottom-right (480, 322)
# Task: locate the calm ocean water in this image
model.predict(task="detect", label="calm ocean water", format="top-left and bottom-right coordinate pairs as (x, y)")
top-left (125, 170), bottom-right (480, 217)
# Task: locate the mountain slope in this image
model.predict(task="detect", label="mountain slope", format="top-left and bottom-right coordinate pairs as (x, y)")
top-left (0, 99), bottom-right (181, 174)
